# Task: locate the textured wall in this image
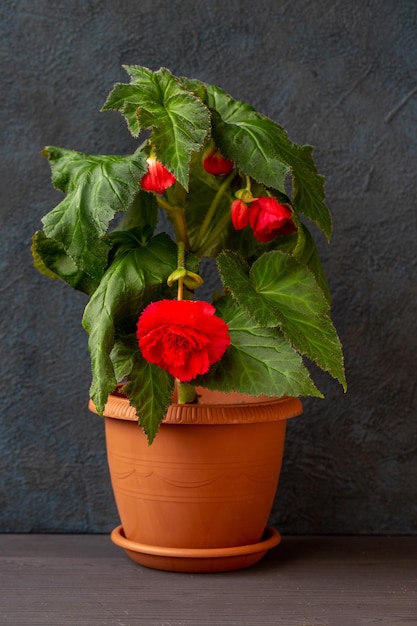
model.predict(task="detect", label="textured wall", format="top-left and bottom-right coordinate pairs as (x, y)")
top-left (1, 0), bottom-right (416, 534)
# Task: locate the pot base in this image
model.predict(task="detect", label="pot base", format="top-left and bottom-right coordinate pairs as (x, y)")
top-left (111, 525), bottom-right (281, 573)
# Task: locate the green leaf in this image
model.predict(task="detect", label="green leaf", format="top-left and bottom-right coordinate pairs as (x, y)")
top-left (41, 146), bottom-right (147, 280)
top-left (32, 232), bottom-right (63, 281)
top-left (109, 334), bottom-right (138, 382)
top-left (266, 222), bottom-right (331, 302)
top-left (293, 224), bottom-right (331, 302)
top-left (32, 231), bottom-right (99, 294)
top-left (82, 233), bottom-right (178, 414)
top-left (102, 66), bottom-right (211, 189)
top-left (111, 335), bottom-right (175, 443)
top-left (217, 250), bottom-right (346, 390)
top-left (126, 360), bottom-right (174, 444)
top-left (204, 84), bottom-right (332, 240)
top-left (112, 189), bottom-right (158, 235)
top-left (197, 296), bottom-right (322, 398)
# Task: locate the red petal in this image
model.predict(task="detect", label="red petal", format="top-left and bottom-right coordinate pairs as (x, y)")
top-left (140, 158), bottom-right (176, 193)
top-left (231, 199), bottom-right (249, 230)
top-left (137, 300), bottom-right (230, 381)
top-left (249, 197), bottom-right (296, 242)
top-left (203, 148), bottom-right (234, 175)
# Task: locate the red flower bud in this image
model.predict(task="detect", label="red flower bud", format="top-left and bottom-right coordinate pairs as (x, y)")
top-left (203, 147), bottom-right (234, 175)
top-left (140, 157), bottom-right (176, 193)
top-left (137, 300), bottom-right (231, 382)
top-left (230, 199), bottom-right (250, 230)
top-left (248, 197), bottom-right (297, 243)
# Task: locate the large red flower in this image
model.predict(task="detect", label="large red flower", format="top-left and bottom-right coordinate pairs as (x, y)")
top-left (248, 197), bottom-right (297, 242)
top-left (140, 157), bottom-right (176, 193)
top-left (136, 300), bottom-right (231, 381)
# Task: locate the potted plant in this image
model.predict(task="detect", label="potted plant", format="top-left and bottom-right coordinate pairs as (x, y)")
top-left (32, 65), bottom-right (346, 572)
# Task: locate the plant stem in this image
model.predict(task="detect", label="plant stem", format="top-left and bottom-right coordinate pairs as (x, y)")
top-left (177, 240), bottom-right (185, 266)
top-left (175, 241), bottom-right (196, 404)
top-left (176, 241), bottom-right (185, 301)
top-left (177, 279), bottom-right (184, 301)
top-left (156, 196), bottom-right (190, 250)
top-left (177, 381), bottom-right (197, 404)
top-left (192, 170), bottom-right (236, 253)
top-left (194, 209), bottom-right (233, 256)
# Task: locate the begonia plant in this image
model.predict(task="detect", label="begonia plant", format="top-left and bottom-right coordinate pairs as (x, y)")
top-left (32, 65), bottom-right (346, 443)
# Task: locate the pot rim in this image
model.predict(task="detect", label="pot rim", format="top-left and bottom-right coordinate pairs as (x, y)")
top-left (89, 385), bottom-right (303, 424)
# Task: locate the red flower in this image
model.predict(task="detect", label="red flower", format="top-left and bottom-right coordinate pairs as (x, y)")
top-left (136, 300), bottom-right (231, 382)
top-left (203, 148), bottom-right (234, 175)
top-left (230, 199), bottom-right (250, 230)
top-left (140, 157), bottom-right (176, 193)
top-left (248, 197), bottom-right (296, 242)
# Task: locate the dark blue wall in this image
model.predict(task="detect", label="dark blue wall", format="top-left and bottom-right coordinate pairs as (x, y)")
top-left (1, 0), bottom-right (416, 534)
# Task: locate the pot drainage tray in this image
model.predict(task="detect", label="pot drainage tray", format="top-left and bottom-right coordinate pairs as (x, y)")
top-left (111, 524), bottom-right (281, 573)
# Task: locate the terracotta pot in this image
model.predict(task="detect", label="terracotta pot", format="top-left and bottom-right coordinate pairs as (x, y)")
top-left (89, 387), bottom-right (302, 572)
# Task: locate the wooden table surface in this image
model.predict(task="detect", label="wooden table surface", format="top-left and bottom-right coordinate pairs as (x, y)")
top-left (0, 534), bottom-right (416, 625)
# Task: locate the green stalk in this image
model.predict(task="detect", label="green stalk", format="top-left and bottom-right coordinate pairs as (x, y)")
top-left (176, 241), bottom-right (185, 301)
top-left (174, 242), bottom-right (197, 405)
top-left (177, 382), bottom-right (197, 404)
top-left (192, 170), bottom-right (236, 253)
top-left (156, 196), bottom-right (190, 250)
top-left (194, 209), bottom-right (233, 256)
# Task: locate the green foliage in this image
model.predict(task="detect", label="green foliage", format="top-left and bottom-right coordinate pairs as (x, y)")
top-left (33, 64), bottom-right (346, 443)
top-left (178, 78), bottom-right (332, 240)
top-left (197, 295), bottom-right (322, 398)
top-left (113, 189), bottom-right (159, 234)
top-left (217, 251), bottom-right (346, 391)
top-left (122, 353), bottom-right (175, 444)
top-left (111, 335), bottom-right (175, 443)
top-left (41, 146), bottom-right (148, 280)
top-left (32, 231), bottom-right (98, 295)
top-left (82, 233), bottom-right (179, 416)
top-left (204, 85), bottom-right (332, 240)
top-left (102, 66), bottom-right (211, 189)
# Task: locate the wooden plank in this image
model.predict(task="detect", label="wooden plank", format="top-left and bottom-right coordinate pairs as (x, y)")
top-left (0, 535), bottom-right (416, 625)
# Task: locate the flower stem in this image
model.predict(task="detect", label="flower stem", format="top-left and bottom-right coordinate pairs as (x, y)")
top-left (192, 170), bottom-right (236, 253)
top-left (177, 240), bottom-right (185, 266)
top-left (176, 242), bottom-right (185, 301)
top-left (177, 280), bottom-right (184, 301)
top-left (156, 196), bottom-right (190, 250)
top-left (194, 209), bottom-right (233, 256)
top-left (177, 381), bottom-right (197, 404)
top-left (175, 242), bottom-right (196, 404)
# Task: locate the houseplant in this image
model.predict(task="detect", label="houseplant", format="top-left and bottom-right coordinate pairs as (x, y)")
top-left (32, 65), bottom-right (346, 571)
